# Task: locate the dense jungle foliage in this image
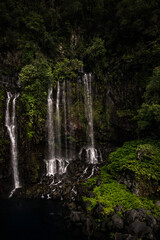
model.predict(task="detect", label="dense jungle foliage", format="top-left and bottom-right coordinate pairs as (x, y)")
top-left (1, 0), bottom-right (160, 144)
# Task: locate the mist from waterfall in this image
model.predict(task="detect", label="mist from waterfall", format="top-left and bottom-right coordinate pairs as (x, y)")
top-left (5, 92), bottom-right (21, 194)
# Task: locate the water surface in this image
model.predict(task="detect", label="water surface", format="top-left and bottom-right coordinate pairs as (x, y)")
top-left (0, 199), bottom-right (87, 240)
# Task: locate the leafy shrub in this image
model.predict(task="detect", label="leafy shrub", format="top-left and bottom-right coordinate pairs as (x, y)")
top-left (83, 167), bottom-right (160, 217)
top-left (137, 67), bottom-right (160, 137)
top-left (107, 140), bottom-right (160, 181)
top-left (83, 140), bottom-right (160, 217)
top-left (83, 172), bottom-right (160, 216)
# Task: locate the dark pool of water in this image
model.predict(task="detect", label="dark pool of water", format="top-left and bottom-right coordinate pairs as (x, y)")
top-left (0, 199), bottom-right (88, 240)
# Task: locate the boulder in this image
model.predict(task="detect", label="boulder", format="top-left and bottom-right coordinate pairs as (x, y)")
top-left (70, 211), bottom-right (82, 222)
top-left (111, 214), bottom-right (124, 231)
top-left (129, 220), bottom-right (152, 238)
top-left (146, 215), bottom-right (157, 228)
top-left (125, 209), bottom-right (139, 224)
top-left (115, 233), bottom-right (136, 240)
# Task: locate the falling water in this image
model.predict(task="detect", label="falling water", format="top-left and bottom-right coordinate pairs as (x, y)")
top-left (46, 83), bottom-right (69, 177)
top-left (5, 92), bottom-right (21, 193)
top-left (55, 81), bottom-right (68, 175)
top-left (62, 81), bottom-right (68, 159)
top-left (56, 81), bottom-right (61, 158)
top-left (67, 80), bottom-right (76, 159)
top-left (45, 87), bottom-right (56, 176)
top-left (47, 87), bottom-right (55, 160)
top-left (83, 73), bottom-right (98, 164)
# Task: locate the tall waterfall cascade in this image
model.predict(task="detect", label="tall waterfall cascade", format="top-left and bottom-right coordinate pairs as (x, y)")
top-left (81, 73), bottom-right (99, 164)
top-left (56, 81), bottom-right (61, 158)
top-left (45, 74), bottom-right (101, 178)
top-left (5, 92), bottom-right (21, 195)
top-left (45, 87), bottom-right (57, 176)
top-left (62, 81), bottom-right (68, 159)
top-left (45, 83), bottom-right (69, 177)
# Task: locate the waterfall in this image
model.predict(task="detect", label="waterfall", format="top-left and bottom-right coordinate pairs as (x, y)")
top-left (5, 92), bottom-right (21, 193)
top-left (56, 81), bottom-right (70, 175)
top-left (67, 80), bottom-right (76, 159)
top-left (45, 82), bottom-right (69, 178)
top-left (56, 81), bottom-right (61, 158)
top-left (48, 87), bottom-right (55, 160)
top-left (45, 87), bottom-right (56, 176)
top-left (82, 73), bottom-right (98, 164)
top-left (62, 81), bottom-right (68, 159)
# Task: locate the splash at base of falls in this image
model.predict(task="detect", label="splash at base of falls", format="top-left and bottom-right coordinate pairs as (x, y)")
top-left (45, 159), bottom-right (57, 177)
top-left (9, 186), bottom-right (22, 198)
top-left (79, 146), bottom-right (102, 164)
top-left (45, 158), bottom-right (70, 178)
top-left (78, 146), bottom-right (102, 180)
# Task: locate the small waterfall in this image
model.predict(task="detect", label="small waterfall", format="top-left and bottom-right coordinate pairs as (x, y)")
top-left (82, 73), bottom-right (98, 164)
top-left (48, 87), bottom-right (55, 160)
top-left (67, 80), bottom-right (76, 159)
top-left (62, 81), bottom-right (68, 159)
top-left (56, 81), bottom-right (68, 174)
top-left (45, 87), bottom-right (56, 176)
top-left (56, 81), bottom-right (61, 158)
top-left (5, 92), bottom-right (21, 194)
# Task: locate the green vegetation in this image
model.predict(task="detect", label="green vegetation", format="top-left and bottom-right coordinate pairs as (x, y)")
top-left (83, 173), bottom-right (159, 216)
top-left (19, 57), bottom-right (53, 139)
top-left (137, 67), bottom-right (160, 137)
top-left (0, 0), bottom-right (160, 145)
top-left (0, 0), bottom-right (160, 214)
top-left (107, 140), bottom-right (160, 182)
top-left (83, 176), bottom-right (98, 188)
top-left (19, 56), bottom-right (82, 140)
top-left (53, 58), bottom-right (83, 82)
top-left (83, 140), bottom-right (160, 217)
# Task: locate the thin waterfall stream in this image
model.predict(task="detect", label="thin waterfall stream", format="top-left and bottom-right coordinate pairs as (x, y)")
top-left (62, 80), bottom-right (68, 159)
top-left (82, 73), bottom-right (98, 164)
top-left (45, 87), bottom-right (56, 176)
top-left (56, 81), bottom-right (61, 158)
top-left (5, 92), bottom-right (21, 196)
